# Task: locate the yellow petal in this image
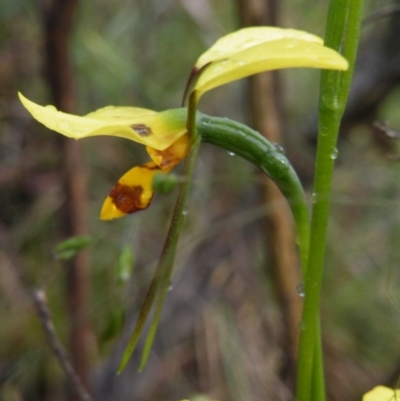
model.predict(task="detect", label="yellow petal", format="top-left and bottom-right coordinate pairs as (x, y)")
top-left (100, 161), bottom-right (174, 220)
top-left (18, 93), bottom-right (188, 151)
top-left (363, 386), bottom-right (400, 401)
top-left (196, 27), bottom-right (323, 68)
top-left (146, 134), bottom-right (190, 169)
top-left (85, 106), bottom-right (157, 120)
top-left (194, 38), bottom-right (348, 95)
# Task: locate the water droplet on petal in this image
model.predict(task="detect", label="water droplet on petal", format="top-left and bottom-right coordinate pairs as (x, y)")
top-left (227, 151), bottom-right (236, 156)
top-left (330, 148), bottom-right (339, 160)
top-left (45, 105), bottom-right (57, 111)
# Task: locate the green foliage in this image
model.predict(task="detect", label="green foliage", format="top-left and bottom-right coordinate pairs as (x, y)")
top-left (152, 172), bottom-right (179, 195)
top-left (115, 245), bottom-right (135, 286)
top-left (54, 235), bottom-right (92, 261)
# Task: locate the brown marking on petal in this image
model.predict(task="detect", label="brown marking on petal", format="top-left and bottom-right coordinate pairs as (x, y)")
top-left (145, 163), bottom-right (161, 171)
top-left (130, 124), bottom-right (153, 137)
top-left (151, 148), bottom-right (181, 168)
top-left (109, 183), bottom-right (151, 214)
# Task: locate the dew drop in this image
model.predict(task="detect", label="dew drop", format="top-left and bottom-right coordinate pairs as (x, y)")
top-left (311, 192), bottom-right (318, 203)
top-left (296, 282), bottom-right (305, 297)
top-left (273, 143), bottom-right (286, 154)
top-left (182, 210), bottom-right (188, 216)
top-left (227, 151), bottom-right (236, 156)
top-left (330, 148), bottom-right (339, 160)
top-left (276, 154), bottom-right (288, 167)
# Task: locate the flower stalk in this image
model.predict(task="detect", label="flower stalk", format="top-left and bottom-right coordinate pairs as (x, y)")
top-left (199, 115), bottom-right (310, 272)
top-left (296, 1), bottom-right (364, 400)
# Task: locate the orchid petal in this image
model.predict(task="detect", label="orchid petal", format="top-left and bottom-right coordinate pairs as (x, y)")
top-left (19, 93), bottom-right (187, 151)
top-left (100, 161), bottom-right (174, 220)
top-left (193, 31), bottom-right (348, 95)
top-left (196, 27), bottom-right (323, 68)
top-left (363, 386), bottom-right (400, 401)
top-left (146, 134), bottom-right (190, 169)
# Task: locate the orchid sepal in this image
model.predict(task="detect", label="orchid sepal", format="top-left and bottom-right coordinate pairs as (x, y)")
top-left (190, 27), bottom-right (348, 96)
top-left (18, 93), bottom-right (187, 151)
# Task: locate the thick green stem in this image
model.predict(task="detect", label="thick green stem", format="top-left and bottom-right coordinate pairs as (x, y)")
top-left (199, 115), bottom-right (310, 273)
top-left (296, 1), bottom-right (363, 400)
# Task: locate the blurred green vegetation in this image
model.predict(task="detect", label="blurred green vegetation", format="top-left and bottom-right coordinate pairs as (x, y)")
top-left (1, 0), bottom-right (400, 400)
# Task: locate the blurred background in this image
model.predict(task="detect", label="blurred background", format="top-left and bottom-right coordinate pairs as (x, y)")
top-left (1, 0), bottom-right (400, 400)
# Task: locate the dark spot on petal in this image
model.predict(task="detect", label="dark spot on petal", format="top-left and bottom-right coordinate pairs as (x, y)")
top-left (144, 163), bottom-right (161, 171)
top-left (130, 124), bottom-right (153, 137)
top-left (109, 183), bottom-right (151, 214)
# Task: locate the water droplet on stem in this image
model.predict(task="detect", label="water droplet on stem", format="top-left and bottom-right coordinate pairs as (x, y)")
top-left (273, 143), bottom-right (286, 154)
top-left (296, 282), bottom-right (305, 297)
top-left (311, 192), bottom-right (318, 203)
top-left (330, 148), bottom-right (339, 160)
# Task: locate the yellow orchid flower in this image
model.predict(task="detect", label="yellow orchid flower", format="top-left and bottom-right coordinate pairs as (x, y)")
top-left (100, 135), bottom-right (190, 220)
top-left (19, 27), bottom-right (348, 222)
top-left (18, 93), bottom-right (189, 220)
top-left (189, 26), bottom-right (348, 97)
top-left (363, 386), bottom-right (400, 401)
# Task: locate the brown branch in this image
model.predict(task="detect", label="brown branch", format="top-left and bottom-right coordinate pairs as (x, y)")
top-left (40, 0), bottom-right (93, 396)
top-left (0, 236), bottom-right (94, 401)
top-left (237, 0), bottom-right (302, 388)
top-left (32, 289), bottom-right (95, 401)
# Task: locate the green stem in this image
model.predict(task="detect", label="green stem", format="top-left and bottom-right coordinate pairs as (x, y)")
top-left (311, 321), bottom-right (325, 401)
top-left (188, 91), bottom-right (200, 141)
top-left (138, 136), bottom-right (201, 370)
top-left (199, 115), bottom-right (310, 273)
top-left (117, 139), bottom-right (201, 372)
top-left (137, 93), bottom-right (201, 369)
top-left (118, 93), bottom-right (202, 372)
top-left (296, 1), bottom-right (363, 400)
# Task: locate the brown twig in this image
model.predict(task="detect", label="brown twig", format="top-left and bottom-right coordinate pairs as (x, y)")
top-left (40, 0), bottom-right (93, 393)
top-left (32, 289), bottom-right (95, 401)
top-left (0, 228), bottom-right (94, 401)
top-left (237, 0), bottom-right (302, 388)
